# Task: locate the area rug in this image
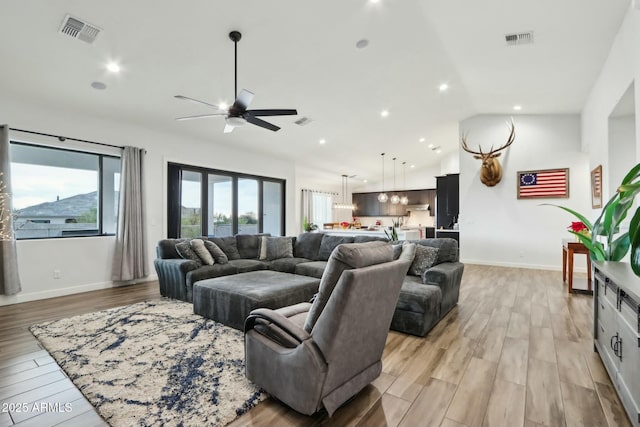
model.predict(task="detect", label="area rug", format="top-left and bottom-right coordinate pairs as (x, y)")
top-left (29, 299), bottom-right (266, 427)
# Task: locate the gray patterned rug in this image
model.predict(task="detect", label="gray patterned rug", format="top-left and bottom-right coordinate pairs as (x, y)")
top-left (29, 299), bottom-right (266, 427)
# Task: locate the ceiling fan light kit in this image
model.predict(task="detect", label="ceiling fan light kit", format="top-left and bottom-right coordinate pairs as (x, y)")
top-left (174, 30), bottom-right (297, 133)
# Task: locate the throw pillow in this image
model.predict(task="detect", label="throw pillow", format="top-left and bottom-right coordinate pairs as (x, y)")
top-left (203, 240), bottom-right (229, 264)
top-left (175, 241), bottom-right (203, 267)
top-left (317, 235), bottom-right (355, 261)
top-left (258, 236), bottom-right (269, 260)
top-left (261, 236), bottom-right (294, 261)
top-left (399, 242), bottom-right (417, 264)
top-left (409, 245), bottom-right (439, 276)
top-left (210, 237), bottom-right (241, 260)
top-left (190, 239), bottom-right (215, 265)
top-left (392, 243), bottom-right (403, 260)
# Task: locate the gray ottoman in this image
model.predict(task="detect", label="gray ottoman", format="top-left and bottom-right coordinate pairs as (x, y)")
top-left (193, 271), bottom-right (321, 330)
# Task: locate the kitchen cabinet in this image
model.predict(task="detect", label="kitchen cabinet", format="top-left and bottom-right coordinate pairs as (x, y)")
top-left (436, 174), bottom-right (459, 229)
top-left (352, 189), bottom-right (435, 217)
top-left (593, 262), bottom-right (640, 427)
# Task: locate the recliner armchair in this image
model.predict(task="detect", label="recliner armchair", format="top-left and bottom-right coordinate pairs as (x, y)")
top-left (244, 242), bottom-right (413, 416)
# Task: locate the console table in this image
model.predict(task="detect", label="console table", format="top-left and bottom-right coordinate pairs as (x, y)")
top-left (562, 239), bottom-right (591, 293)
top-left (593, 261), bottom-right (640, 427)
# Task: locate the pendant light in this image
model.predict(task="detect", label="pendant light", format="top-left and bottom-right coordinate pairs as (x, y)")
top-left (334, 174), bottom-right (355, 210)
top-left (390, 157), bottom-right (400, 204)
top-left (400, 162), bottom-right (409, 205)
top-left (377, 153), bottom-right (388, 203)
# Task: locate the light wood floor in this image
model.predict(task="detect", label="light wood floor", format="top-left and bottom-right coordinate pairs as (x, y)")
top-left (0, 265), bottom-right (633, 427)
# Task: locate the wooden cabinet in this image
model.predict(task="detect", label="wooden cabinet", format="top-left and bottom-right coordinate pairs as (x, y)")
top-left (436, 174), bottom-right (459, 229)
top-left (593, 262), bottom-right (640, 427)
top-left (352, 189), bottom-right (435, 217)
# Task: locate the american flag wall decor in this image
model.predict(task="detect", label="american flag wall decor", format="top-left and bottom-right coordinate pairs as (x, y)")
top-left (517, 168), bottom-right (569, 199)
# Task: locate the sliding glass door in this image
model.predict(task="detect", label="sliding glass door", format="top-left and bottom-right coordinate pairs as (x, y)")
top-left (167, 163), bottom-right (285, 238)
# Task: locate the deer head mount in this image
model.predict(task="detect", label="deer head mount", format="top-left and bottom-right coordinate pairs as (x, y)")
top-left (461, 121), bottom-right (515, 187)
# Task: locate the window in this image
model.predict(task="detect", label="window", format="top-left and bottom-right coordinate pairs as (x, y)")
top-left (10, 142), bottom-right (121, 239)
top-left (167, 163), bottom-right (285, 238)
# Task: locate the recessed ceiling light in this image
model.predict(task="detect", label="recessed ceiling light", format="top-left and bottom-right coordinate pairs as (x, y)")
top-left (427, 143), bottom-right (434, 149)
top-left (319, 139), bottom-right (326, 145)
top-left (419, 137), bottom-right (425, 142)
top-left (410, 164), bottom-right (415, 168)
top-left (439, 83), bottom-right (449, 92)
top-left (218, 102), bottom-right (229, 110)
top-left (380, 110), bottom-right (389, 117)
top-left (91, 81), bottom-right (106, 90)
top-left (369, 0), bottom-right (380, 3)
top-left (106, 62), bottom-right (121, 73)
top-left (435, 149), bottom-right (442, 154)
top-left (356, 39), bottom-right (369, 49)
top-left (513, 105), bottom-right (522, 111)
top-left (363, 179), bottom-right (368, 183)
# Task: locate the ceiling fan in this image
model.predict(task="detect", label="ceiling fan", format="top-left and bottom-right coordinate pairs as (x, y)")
top-left (174, 31), bottom-right (298, 133)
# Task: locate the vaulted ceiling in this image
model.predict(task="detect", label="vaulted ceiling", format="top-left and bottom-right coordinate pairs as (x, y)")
top-left (0, 0), bottom-right (631, 183)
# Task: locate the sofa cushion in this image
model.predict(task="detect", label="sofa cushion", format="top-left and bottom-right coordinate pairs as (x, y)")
top-left (269, 257), bottom-right (313, 274)
top-left (294, 232), bottom-right (324, 260)
top-left (294, 261), bottom-right (327, 279)
top-left (410, 238), bottom-right (458, 264)
top-left (353, 235), bottom-right (388, 244)
top-left (317, 235), bottom-right (355, 261)
top-left (210, 236), bottom-right (241, 260)
top-left (259, 236), bottom-right (294, 261)
top-left (397, 278), bottom-right (442, 315)
top-left (175, 241), bottom-right (203, 267)
top-left (236, 234), bottom-right (269, 259)
top-left (203, 240), bottom-right (229, 264)
top-left (157, 238), bottom-right (186, 259)
top-left (409, 245), bottom-right (439, 276)
top-left (185, 263), bottom-right (239, 289)
top-left (304, 242), bottom-right (392, 332)
top-left (190, 239), bottom-right (214, 265)
top-left (228, 259), bottom-right (269, 273)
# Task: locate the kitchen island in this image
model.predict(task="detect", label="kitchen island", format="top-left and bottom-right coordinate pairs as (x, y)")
top-left (324, 228), bottom-right (420, 241)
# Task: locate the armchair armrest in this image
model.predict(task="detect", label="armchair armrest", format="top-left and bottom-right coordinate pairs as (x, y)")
top-left (245, 308), bottom-right (311, 346)
top-left (422, 262), bottom-right (464, 287)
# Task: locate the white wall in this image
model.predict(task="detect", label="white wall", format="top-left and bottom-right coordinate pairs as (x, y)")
top-left (582, 6), bottom-right (640, 204)
top-left (609, 114), bottom-right (636, 195)
top-left (459, 114), bottom-right (592, 273)
top-left (0, 96), bottom-right (298, 305)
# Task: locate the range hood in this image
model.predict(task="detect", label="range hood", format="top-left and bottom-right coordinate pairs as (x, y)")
top-left (406, 204), bottom-right (430, 211)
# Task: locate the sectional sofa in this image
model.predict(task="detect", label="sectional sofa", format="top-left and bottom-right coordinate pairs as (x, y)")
top-left (154, 233), bottom-right (464, 336)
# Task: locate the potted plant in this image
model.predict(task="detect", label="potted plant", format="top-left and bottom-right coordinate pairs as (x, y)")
top-left (302, 217), bottom-right (318, 233)
top-left (549, 162), bottom-right (640, 275)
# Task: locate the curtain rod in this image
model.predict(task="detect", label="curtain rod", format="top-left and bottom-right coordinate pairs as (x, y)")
top-left (9, 128), bottom-right (124, 150)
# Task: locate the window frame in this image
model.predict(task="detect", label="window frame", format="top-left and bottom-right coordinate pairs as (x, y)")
top-left (9, 141), bottom-right (121, 240)
top-left (167, 162), bottom-right (286, 238)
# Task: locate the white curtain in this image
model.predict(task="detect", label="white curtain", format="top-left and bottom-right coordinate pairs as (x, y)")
top-left (301, 189), bottom-right (334, 230)
top-left (112, 146), bottom-right (148, 281)
top-left (0, 125), bottom-right (22, 295)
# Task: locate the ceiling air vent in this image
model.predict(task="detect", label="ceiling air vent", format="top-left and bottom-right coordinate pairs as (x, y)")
top-left (294, 117), bottom-right (313, 126)
top-left (59, 14), bottom-right (101, 44)
top-left (505, 31), bottom-right (534, 46)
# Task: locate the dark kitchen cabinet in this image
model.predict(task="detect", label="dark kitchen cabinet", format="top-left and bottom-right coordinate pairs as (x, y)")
top-left (436, 174), bottom-right (459, 229)
top-left (352, 189), bottom-right (435, 217)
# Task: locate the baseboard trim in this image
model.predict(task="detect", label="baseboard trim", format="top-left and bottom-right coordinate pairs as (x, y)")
top-left (461, 258), bottom-right (588, 274)
top-left (0, 274), bottom-right (158, 306)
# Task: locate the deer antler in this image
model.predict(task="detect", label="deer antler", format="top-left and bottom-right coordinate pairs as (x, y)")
top-left (461, 132), bottom-right (484, 156)
top-left (461, 120), bottom-right (515, 156)
top-left (487, 120), bottom-right (515, 155)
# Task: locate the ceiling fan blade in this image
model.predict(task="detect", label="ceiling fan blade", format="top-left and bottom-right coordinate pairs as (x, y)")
top-left (233, 89), bottom-right (255, 110)
top-left (244, 114), bottom-right (280, 132)
top-left (174, 95), bottom-right (222, 110)
top-left (175, 113), bottom-right (227, 121)
top-left (246, 109), bottom-right (298, 117)
top-left (223, 123), bottom-right (235, 133)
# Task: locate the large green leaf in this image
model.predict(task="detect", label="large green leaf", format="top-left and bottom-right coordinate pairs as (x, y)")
top-left (609, 233), bottom-right (630, 261)
top-left (620, 162), bottom-right (640, 185)
top-left (629, 206), bottom-right (640, 275)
